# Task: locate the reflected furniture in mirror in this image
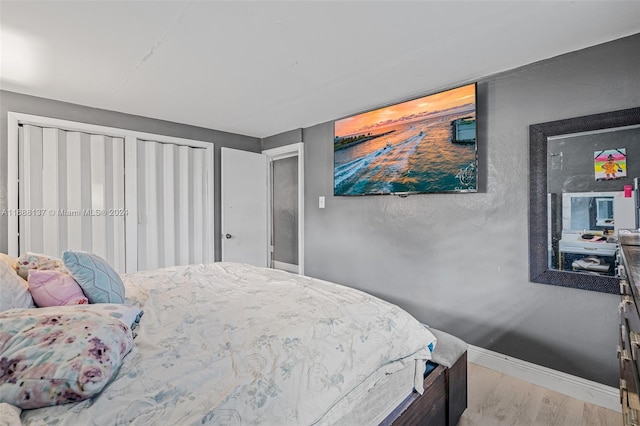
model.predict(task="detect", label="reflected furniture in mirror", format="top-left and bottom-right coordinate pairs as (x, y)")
top-left (529, 107), bottom-right (640, 293)
top-left (557, 191), bottom-right (631, 276)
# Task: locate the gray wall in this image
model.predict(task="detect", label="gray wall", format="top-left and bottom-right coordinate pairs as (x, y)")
top-left (272, 155), bottom-right (299, 265)
top-left (0, 90), bottom-right (261, 259)
top-left (263, 128), bottom-right (302, 151)
top-left (277, 33), bottom-right (639, 386)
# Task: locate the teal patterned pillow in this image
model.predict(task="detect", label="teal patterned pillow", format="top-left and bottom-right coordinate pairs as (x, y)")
top-left (62, 251), bottom-right (125, 304)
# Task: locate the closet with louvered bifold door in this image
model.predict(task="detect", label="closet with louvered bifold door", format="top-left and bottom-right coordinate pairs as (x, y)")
top-left (18, 124), bottom-right (126, 272)
top-left (136, 139), bottom-right (210, 271)
top-left (13, 115), bottom-right (215, 273)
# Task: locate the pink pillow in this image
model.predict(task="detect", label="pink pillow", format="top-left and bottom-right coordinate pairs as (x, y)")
top-left (27, 270), bottom-right (88, 307)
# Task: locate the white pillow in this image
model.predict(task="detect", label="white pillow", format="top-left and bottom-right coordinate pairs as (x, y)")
top-left (80, 303), bottom-right (144, 331)
top-left (0, 403), bottom-right (22, 426)
top-left (0, 260), bottom-right (35, 311)
top-left (0, 253), bottom-right (18, 270)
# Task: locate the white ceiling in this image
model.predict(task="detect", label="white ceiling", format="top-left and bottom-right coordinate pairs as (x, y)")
top-left (2, 1), bottom-right (639, 138)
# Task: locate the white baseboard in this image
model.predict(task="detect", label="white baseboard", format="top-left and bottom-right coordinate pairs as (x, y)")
top-left (272, 260), bottom-right (299, 273)
top-left (467, 345), bottom-right (621, 413)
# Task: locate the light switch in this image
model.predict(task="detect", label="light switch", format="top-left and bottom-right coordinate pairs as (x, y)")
top-left (319, 196), bottom-right (325, 209)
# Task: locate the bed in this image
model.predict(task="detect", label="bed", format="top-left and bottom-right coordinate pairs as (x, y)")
top-left (1, 258), bottom-right (467, 425)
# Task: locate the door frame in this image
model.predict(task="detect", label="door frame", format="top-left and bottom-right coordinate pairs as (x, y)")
top-left (7, 112), bottom-right (215, 271)
top-left (263, 142), bottom-right (304, 275)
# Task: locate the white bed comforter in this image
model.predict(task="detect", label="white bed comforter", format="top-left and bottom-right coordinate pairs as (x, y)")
top-left (21, 262), bottom-right (436, 425)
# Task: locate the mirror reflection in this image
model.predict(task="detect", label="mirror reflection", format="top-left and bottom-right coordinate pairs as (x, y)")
top-left (564, 193), bottom-right (615, 232)
top-left (547, 125), bottom-right (640, 277)
top-left (558, 192), bottom-right (620, 276)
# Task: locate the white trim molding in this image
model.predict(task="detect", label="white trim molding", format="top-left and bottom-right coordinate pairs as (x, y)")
top-left (467, 345), bottom-right (621, 413)
top-left (263, 142), bottom-right (304, 275)
top-left (272, 260), bottom-right (299, 274)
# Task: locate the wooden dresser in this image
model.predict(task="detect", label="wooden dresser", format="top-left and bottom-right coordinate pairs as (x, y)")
top-left (618, 231), bottom-right (640, 425)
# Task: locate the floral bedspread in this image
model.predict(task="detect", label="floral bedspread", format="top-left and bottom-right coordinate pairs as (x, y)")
top-left (21, 262), bottom-right (436, 425)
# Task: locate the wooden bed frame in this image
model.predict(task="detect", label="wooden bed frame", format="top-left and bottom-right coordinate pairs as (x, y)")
top-left (385, 351), bottom-right (468, 426)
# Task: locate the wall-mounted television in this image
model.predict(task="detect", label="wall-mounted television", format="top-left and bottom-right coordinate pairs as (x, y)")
top-left (334, 83), bottom-right (477, 196)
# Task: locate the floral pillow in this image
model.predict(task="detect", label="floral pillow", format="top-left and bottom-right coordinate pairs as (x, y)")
top-left (0, 260), bottom-right (35, 312)
top-left (0, 305), bottom-right (134, 409)
top-left (27, 269), bottom-right (88, 307)
top-left (16, 252), bottom-right (68, 281)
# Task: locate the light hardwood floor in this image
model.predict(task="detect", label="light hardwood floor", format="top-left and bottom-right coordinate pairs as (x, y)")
top-left (458, 363), bottom-right (621, 426)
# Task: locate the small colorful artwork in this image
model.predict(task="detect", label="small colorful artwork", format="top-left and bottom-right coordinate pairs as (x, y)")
top-left (594, 148), bottom-right (626, 181)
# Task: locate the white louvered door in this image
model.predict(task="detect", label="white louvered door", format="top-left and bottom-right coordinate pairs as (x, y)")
top-left (15, 117), bottom-right (215, 274)
top-left (136, 140), bottom-right (212, 270)
top-left (18, 124), bottom-right (126, 271)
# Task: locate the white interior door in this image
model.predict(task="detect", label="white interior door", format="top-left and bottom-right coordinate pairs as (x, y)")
top-left (221, 147), bottom-right (268, 267)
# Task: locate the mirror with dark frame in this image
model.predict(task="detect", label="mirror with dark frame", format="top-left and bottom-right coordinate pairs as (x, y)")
top-left (529, 107), bottom-right (640, 294)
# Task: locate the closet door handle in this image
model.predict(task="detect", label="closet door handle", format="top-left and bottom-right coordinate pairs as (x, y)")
top-left (225, 234), bottom-right (233, 239)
